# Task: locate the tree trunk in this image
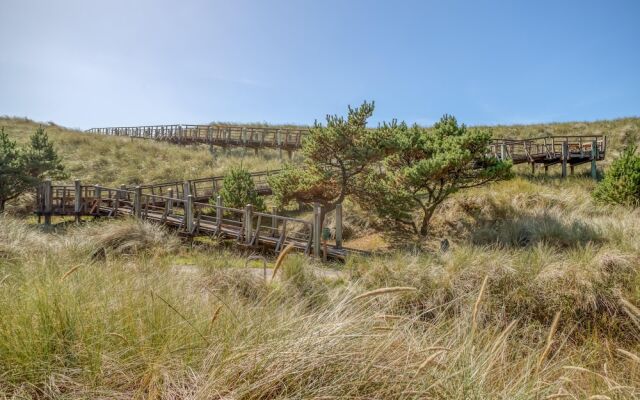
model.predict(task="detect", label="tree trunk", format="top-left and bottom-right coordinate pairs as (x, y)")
top-left (319, 202), bottom-right (336, 230)
top-left (419, 206), bottom-right (437, 237)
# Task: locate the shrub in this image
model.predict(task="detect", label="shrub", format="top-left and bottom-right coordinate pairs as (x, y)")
top-left (594, 146), bottom-right (640, 207)
top-left (217, 166), bottom-right (265, 211)
top-left (0, 126), bottom-right (66, 212)
top-left (268, 101), bottom-right (386, 224)
top-left (356, 115), bottom-right (512, 237)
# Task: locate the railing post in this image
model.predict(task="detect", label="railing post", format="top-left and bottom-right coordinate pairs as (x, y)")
top-left (167, 188), bottom-right (174, 214)
top-left (183, 181), bottom-right (191, 198)
top-left (216, 195), bottom-right (222, 231)
top-left (245, 204), bottom-right (253, 244)
top-left (185, 195), bottom-right (194, 233)
top-left (134, 186), bottom-right (142, 218)
top-left (561, 141), bottom-right (569, 178)
top-left (335, 203), bottom-right (343, 249)
top-left (313, 202), bottom-right (322, 258)
top-left (74, 179), bottom-right (82, 223)
top-left (500, 144), bottom-right (506, 161)
top-left (94, 184), bottom-right (102, 215)
top-left (43, 179), bottom-right (52, 226)
top-left (591, 139), bottom-right (598, 180)
top-left (271, 206), bottom-right (278, 233)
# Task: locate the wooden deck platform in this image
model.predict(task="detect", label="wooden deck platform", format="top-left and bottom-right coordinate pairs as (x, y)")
top-left (35, 179), bottom-right (355, 261)
top-left (488, 135), bottom-right (606, 176)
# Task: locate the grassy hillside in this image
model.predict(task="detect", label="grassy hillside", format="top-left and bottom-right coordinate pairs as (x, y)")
top-left (1, 117), bottom-right (285, 187)
top-left (484, 117), bottom-right (640, 155)
top-left (1, 175), bottom-right (639, 397)
top-left (1, 115), bottom-right (640, 397)
top-left (3, 116), bottom-right (639, 185)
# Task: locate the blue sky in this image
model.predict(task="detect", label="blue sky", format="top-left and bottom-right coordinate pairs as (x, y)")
top-left (1, 0), bottom-right (638, 129)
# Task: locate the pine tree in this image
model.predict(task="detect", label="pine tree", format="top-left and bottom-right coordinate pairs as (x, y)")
top-left (22, 127), bottom-right (67, 180)
top-left (268, 101), bottom-right (387, 224)
top-left (0, 128), bottom-right (29, 212)
top-left (355, 115), bottom-right (512, 237)
top-left (0, 126), bottom-right (67, 213)
top-left (216, 166), bottom-right (266, 211)
top-left (593, 145), bottom-right (640, 207)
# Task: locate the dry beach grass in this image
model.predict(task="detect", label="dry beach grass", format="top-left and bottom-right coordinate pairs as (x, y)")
top-left (1, 116), bottom-right (640, 398)
top-left (1, 177), bottom-right (640, 398)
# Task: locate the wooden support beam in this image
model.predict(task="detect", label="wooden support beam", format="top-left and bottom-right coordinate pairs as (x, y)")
top-left (43, 179), bottom-right (52, 226)
top-left (245, 204), bottom-right (253, 244)
top-left (561, 141), bottom-right (568, 178)
top-left (134, 186), bottom-right (142, 218)
top-left (271, 206), bottom-right (277, 233)
top-left (61, 187), bottom-right (67, 214)
top-left (94, 184), bottom-right (102, 215)
top-left (335, 203), bottom-right (343, 249)
top-left (74, 179), bottom-right (82, 223)
top-left (183, 181), bottom-right (191, 198)
top-left (591, 139), bottom-right (598, 180)
top-left (215, 195), bottom-right (222, 232)
top-left (313, 203), bottom-right (322, 258)
top-left (185, 195), bottom-right (194, 233)
top-left (167, 188), bottom-right (174, 214)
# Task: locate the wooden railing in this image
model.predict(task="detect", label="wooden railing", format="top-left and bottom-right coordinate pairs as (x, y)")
top-left (35, 181), bottom-right (347, 260)
top-left (488, 135), bottom-right (606, 162)
top-left (487, 135), bottom-right (606, 177)
top-left (86, 124), bottom-right (307, 150)
top-left (86, 124), bottom-right (606, 170)
top-left (123, 170), bottom-right (277, 201)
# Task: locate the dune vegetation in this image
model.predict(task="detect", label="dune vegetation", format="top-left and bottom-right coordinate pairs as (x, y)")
top-left (2, 115), bottom-right (638, 187)
top-left (0, 117), bottom-right (285, 188)
top-left (1, 115), bottom-right (640, 398)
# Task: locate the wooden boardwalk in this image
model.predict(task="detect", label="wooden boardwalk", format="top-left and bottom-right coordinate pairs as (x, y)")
top-left (127, 170), bottom-right (276, 203)
top-left (39, 130), bottom-right (607, 259)
top-left (35, 173), bottom-right (354, 261)
top-left (86, 124), bottom-right (306, 154)
top-left (490, 134), bottom-right (606, 176)
top-left (86, 124), bottom-right (606, 175)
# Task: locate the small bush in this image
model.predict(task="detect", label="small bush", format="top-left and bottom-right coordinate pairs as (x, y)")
top-left (217, 166), bottom-right (266, 210)
top-left (594, 146), bottom-right (640, 207)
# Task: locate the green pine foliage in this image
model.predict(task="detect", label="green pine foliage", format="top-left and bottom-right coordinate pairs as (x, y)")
top-left (593, 145), bottom-right (640, 207)
top-left (217, 166), bottom-right (265, 211)
top-left (0, 126), bottom-right (66, 212)
top-left (0, 128), bottom-right (29, 212)
top-left (268, 101), bottom-right (387, 220)
top-left (356, 115), bottom-right (512, 237)
top-left (269, 105), bottom-right (511, 237)
top-left (22, 127), bottom-right (67, 181)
